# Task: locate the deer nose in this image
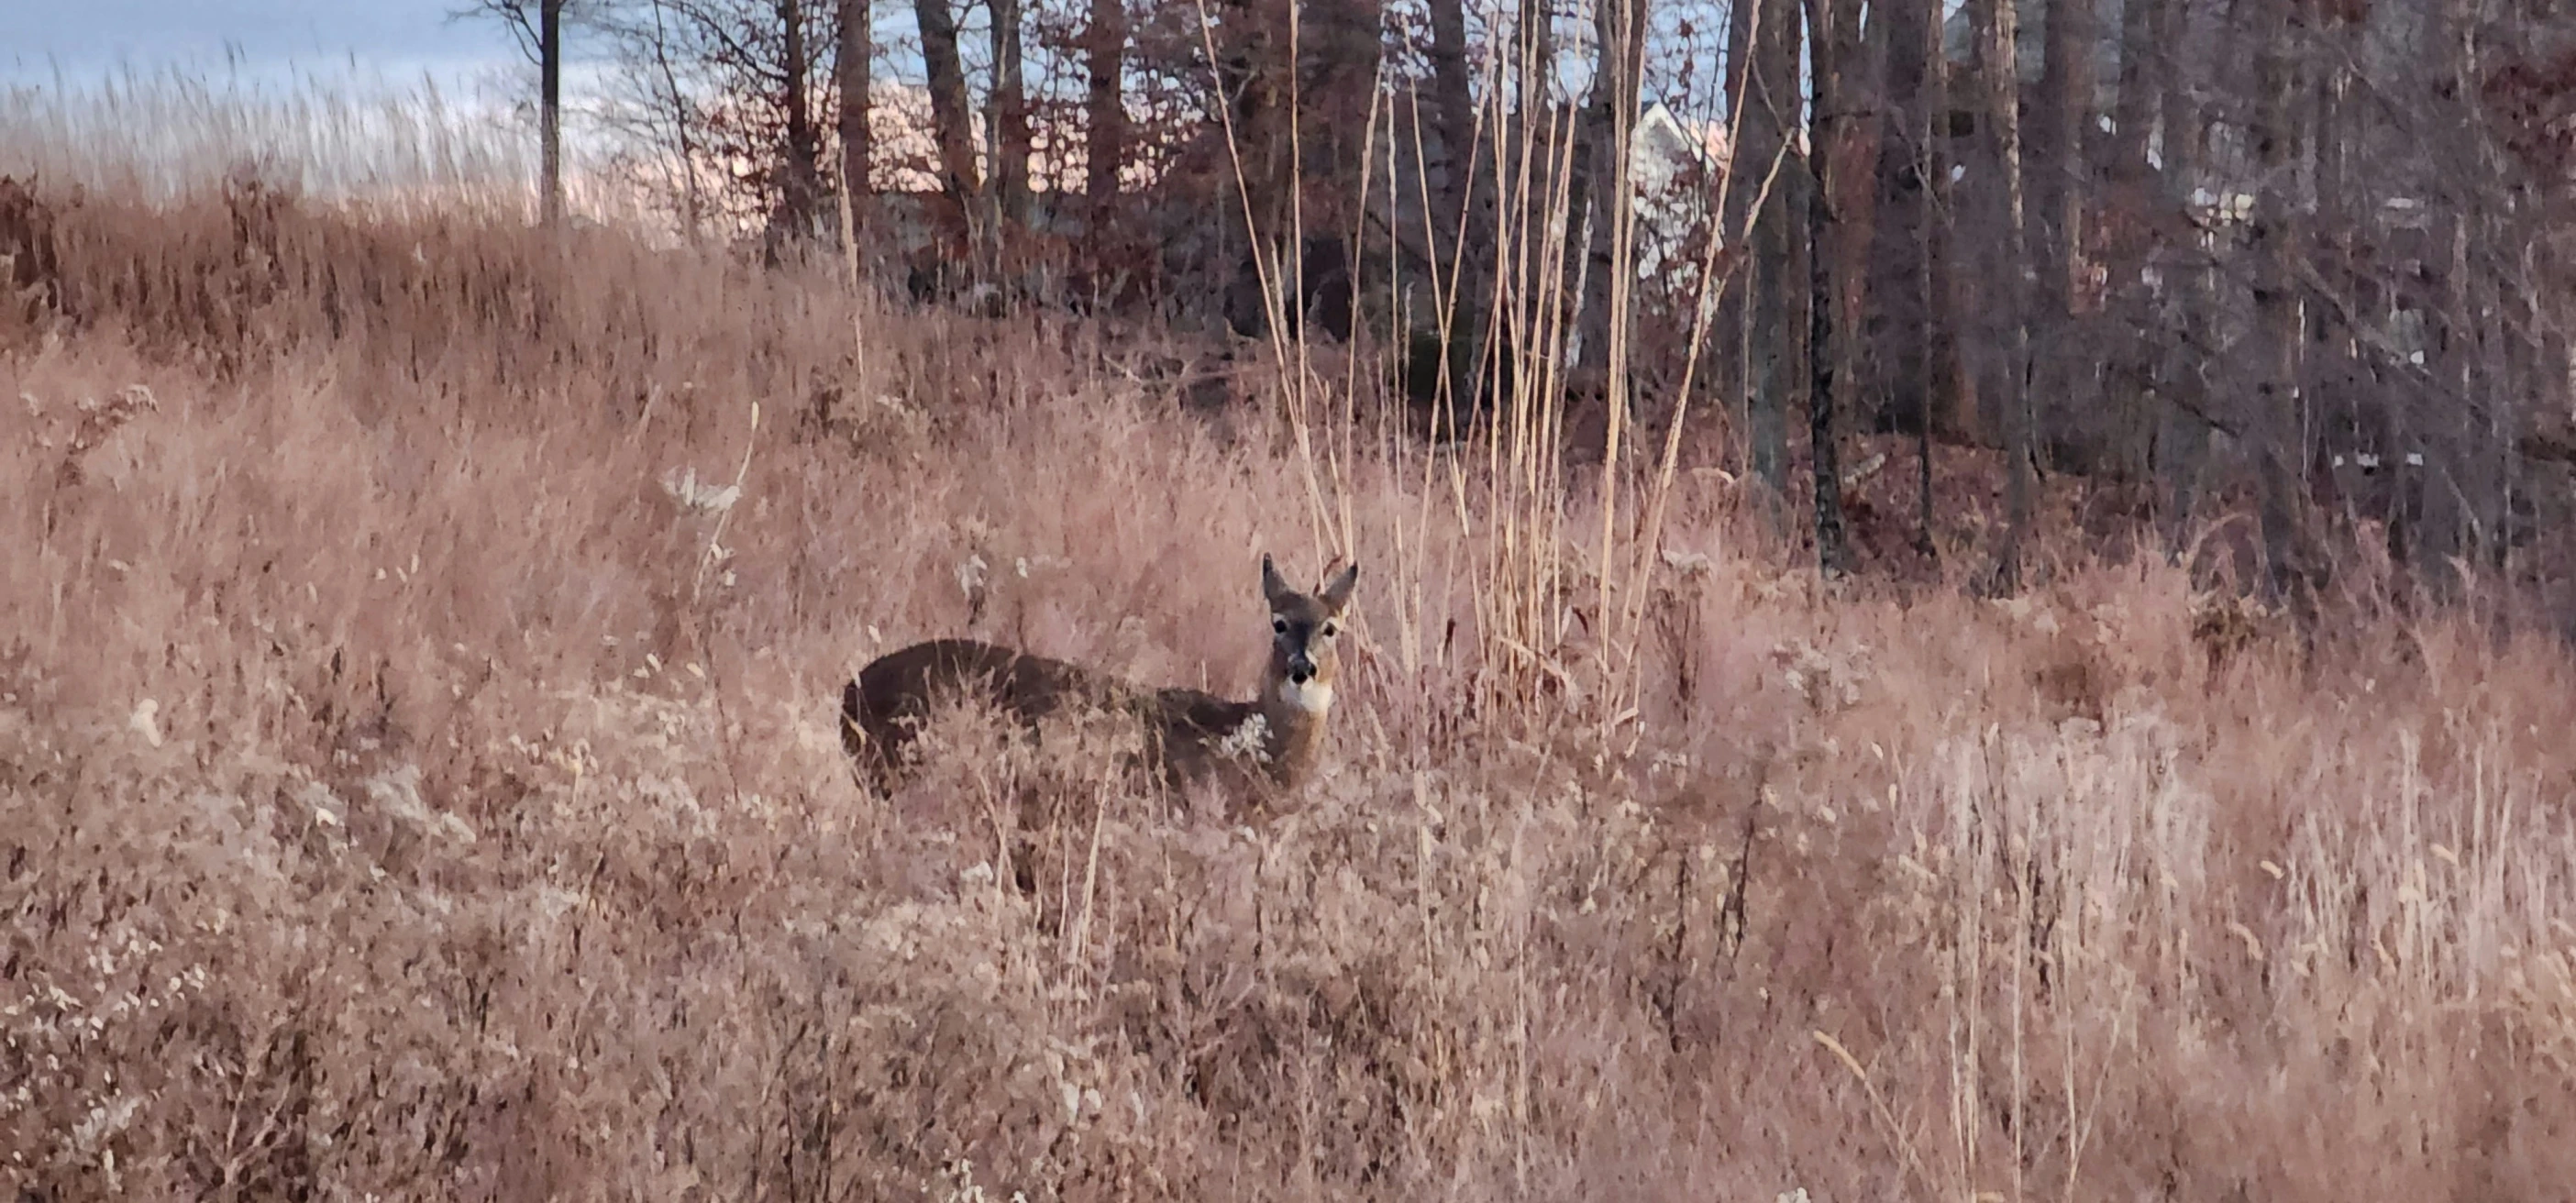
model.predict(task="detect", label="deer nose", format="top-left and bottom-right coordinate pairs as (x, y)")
top-left (1287, 656), bottom-right (1315, 683)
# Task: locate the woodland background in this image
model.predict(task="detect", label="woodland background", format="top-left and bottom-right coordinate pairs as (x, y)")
top-left (455, 0), bottom-right (2576, 608)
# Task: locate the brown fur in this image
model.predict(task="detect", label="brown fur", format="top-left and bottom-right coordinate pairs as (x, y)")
top-left (842, 554), bottom-right (1359, 797)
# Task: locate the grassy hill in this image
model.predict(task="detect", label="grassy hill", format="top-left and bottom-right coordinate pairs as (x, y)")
top-left (4, 79), bottom-right (2574, 1202)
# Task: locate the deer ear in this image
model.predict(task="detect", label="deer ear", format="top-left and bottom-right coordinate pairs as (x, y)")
top-left (1261, 553), bottom-right (1290, 604)
top-left (1320, 560), bottom-right (1359, 610)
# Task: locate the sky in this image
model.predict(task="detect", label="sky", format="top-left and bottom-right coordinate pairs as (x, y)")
top-left (0, 0), bottom-right (530, 90)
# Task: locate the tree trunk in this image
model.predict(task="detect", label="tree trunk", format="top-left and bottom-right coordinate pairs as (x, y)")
top-left (1869, 0), bottom-right (1931, 437)
top-left (914, 0), bottom-right (982, 235)
top-left (836, 0), bottom-right (873, 213)
top-left (1718, 0), bottom-right (1759, 436)
top-left (775, 0), bottom-right (824, 247)
top-left (2304, 17), bottom-right (2373, 562)
top-left (1926, 0), bottom-right (1958, 549)
top-left (1806, 0), bottom-right (1854, 575)
top-left (1423, 0), bottom-right (1476, 240)
top-left (1969, 0), bottom-right (2034, 589)
top-left (1741, 0), bottom-right (1804, 514)
top-left (2029, 0), bottom-right (2098, 471)
top-left (1417, 0), bottom-right (1493, 411)
top-left (1894, 0), bottom-right (1957, 548)
top-left (1572, 0), bottom-right (1651, 382)
top-left (1421, 0), bottom-right (1483, 304)
top-left (2410, 0), bottom-right (2478, 593)
top-left (1085, 0), bottom-right (1124, 204)
top-left (2099, 0), bottom-right (2167, 481)
top-left (990, 0), bottom-right (1031, 227)
top-left (2249, 0), bottom-right (2311, 610)
top-left (540, 0), bottom-right (564, 228)
top-left (2150, 0), bottom-right (2209, 551)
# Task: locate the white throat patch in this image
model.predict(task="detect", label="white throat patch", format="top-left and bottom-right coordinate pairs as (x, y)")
top-left (1276, 677), bottom-right (1334, 715)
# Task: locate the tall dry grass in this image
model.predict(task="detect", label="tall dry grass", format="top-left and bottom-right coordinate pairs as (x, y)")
top-left (0, 65), bottom-right (660, 227)
top-left (5, 76), bottom-right (2576, 1202)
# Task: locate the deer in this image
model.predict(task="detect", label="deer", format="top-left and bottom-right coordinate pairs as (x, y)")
top-left (840, 553), bottom-right (1360, 800)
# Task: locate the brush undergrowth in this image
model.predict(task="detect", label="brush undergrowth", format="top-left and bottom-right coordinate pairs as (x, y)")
top-left (5, 83), bottom-right (2576, 1203)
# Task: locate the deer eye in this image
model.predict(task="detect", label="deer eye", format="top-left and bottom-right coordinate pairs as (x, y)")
top-left (1320, 621), bottom-right (1339, 639)
top-left (1272, 617), bottom-right (1288, 635)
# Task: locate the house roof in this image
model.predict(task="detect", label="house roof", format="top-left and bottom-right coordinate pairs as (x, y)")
top-left (1634, 100), bottom-right (1730, 172)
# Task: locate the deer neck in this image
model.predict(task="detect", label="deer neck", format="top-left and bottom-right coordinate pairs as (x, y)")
top-left (1256, 671), bottom-right (1333, 785)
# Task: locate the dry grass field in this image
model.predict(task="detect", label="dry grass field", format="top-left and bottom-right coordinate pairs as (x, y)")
top-left (5, 80), bottom-right (2576, 1201)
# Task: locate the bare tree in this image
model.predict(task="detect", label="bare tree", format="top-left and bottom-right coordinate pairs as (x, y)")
top-left (2246, 0), bottom-right (2310, 608)
top-left (2028, 0), bottom-right (2098, 470)
top-left (836, 0), bottom-right (871, 208)
top-left (1420, 0), bottom-right (1475, 241)
top-left (2150, 0), bottom-right (2214, 548)
top-left (1919, 0), bottom-right (1954, 547)
top-left (2408, 0), bottom-right (2479, 590)
top-left (2096, 0), bottom-right (2172, 485)
top-left (1085, 0), bottom-right (1125, 204)
top-left (456, 0), bottom-right (581, 226)
top-left (1399, 0), bottom-right (1509, 418)
top-left (772, 0), bottom-right (825, 251)
top-left (1868, 0), bottom-right (1935, 432)
top-left (1869, 0), bottom-right (1953, 550)
top-left (990, 0), bottom-right (1032, 226)
top-left (1570, 0), bottom-right (1653, 385)
top-left (1806, 0), bottom-right (1860, 575)
top-left (544, 0), bottom-right (567, 226)
top-left (1732, 0), bottom-right (1804, 513)
top-left (581, 0), bottom-right (846, 241)
top-left (1967, 0), bottom-right (2033, 588)
top-left (914, 0), bottom-right (983, 234)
